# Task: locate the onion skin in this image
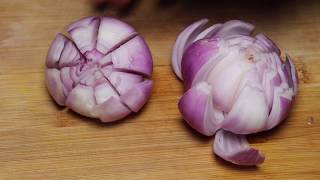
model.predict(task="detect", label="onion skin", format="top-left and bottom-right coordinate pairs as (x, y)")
top-left (46, 16), bottom-right (153, 122)
top-left (172, 19), bottom-right (298, 166)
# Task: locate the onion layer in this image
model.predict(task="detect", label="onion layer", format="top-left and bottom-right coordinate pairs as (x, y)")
top-left (46, 16), bottom-right (153, 122)
top-left (172, 19), bottom-right (298, 165)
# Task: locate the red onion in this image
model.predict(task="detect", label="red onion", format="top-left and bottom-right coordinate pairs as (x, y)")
top-left (172, 19), bottom-right (298, 165)
top-left (46, 16), bottom-right (153, 122)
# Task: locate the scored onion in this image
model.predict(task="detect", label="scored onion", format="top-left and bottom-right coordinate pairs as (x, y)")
top-left (172, 19), bottom-right (298, 165)
top-left (46, 16), bottom-right (153, 122)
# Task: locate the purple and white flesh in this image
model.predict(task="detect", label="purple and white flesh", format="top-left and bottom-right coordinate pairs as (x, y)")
top-left (172, 19), bottom-right (298, 165)
top-left (46, 16), bottom-right (153, 122)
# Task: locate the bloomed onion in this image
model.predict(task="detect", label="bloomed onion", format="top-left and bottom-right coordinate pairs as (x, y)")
top-left (172, 19), bottom-right (298, 166)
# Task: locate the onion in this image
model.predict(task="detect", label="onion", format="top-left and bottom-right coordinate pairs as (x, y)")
top-left (46, 16), bottom-right (153, 122)
top-left (172, 19), bottom-right (298, 165)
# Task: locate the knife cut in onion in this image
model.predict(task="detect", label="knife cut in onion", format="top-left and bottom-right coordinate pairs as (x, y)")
top-left (46, 16), bottom-right (153, 122)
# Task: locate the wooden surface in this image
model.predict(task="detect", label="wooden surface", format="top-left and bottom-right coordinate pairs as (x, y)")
top-left (0, 0), bottom-right (319, 179)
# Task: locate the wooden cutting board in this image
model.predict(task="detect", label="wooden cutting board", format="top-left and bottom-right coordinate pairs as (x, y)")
top-left (0, 0), bottom-right (319, 179)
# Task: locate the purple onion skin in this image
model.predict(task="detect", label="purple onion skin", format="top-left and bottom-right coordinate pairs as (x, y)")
top-left (172, 19), bottom-right (298, 166)
top-left (46, 16), bottom-right (153, 122)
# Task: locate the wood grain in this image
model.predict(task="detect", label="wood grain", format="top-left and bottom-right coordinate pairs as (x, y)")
top-left (0, 0), bottom-right (319, 179)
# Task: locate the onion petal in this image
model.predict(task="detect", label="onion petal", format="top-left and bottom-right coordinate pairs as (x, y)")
top-left (179, 82), bottom-right (223, 136)
top-left (120, 79), bottom-right (153, 112)
top-left (214, 130), bottom-right (265, 166)
top-left (59, 39), bottom-right (83, 68)
top-left (94, 82), bottom-right (119, 104)
top-left (46, 69), bottom-right (67, 105)
top-left (255, 33), bottom-right (281, 55)
top-left (222, 85), bottom-right (269, 134)
top-left (66, 84), bottom-right (97, 117)
top-left (194, 23), bottom-right (222, 41)
top-left (97, 17), bottom-right (137, 54)
top-left (107, 71), bottom-right (143, 95)
top-left (46, 34), bottom-right (67, 68)
top-left (60, 67), bottom-right (74, 93)
top-left (68, 17), bottom-right (100, 53)
top-left (172, 19), bottom-right (209, 80)
top-left (266, 85), bottom-right (294, 130)
top-left (93, 96), bottom-right (131, 122)
top-left (215, 20), bottom-right (255, 38)
top-left (111, 36), bottom-right (153, 77)
top-left (181, 38), bottom-right (220, 89)
top-left (283, 55), bottom-right (299, 95)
